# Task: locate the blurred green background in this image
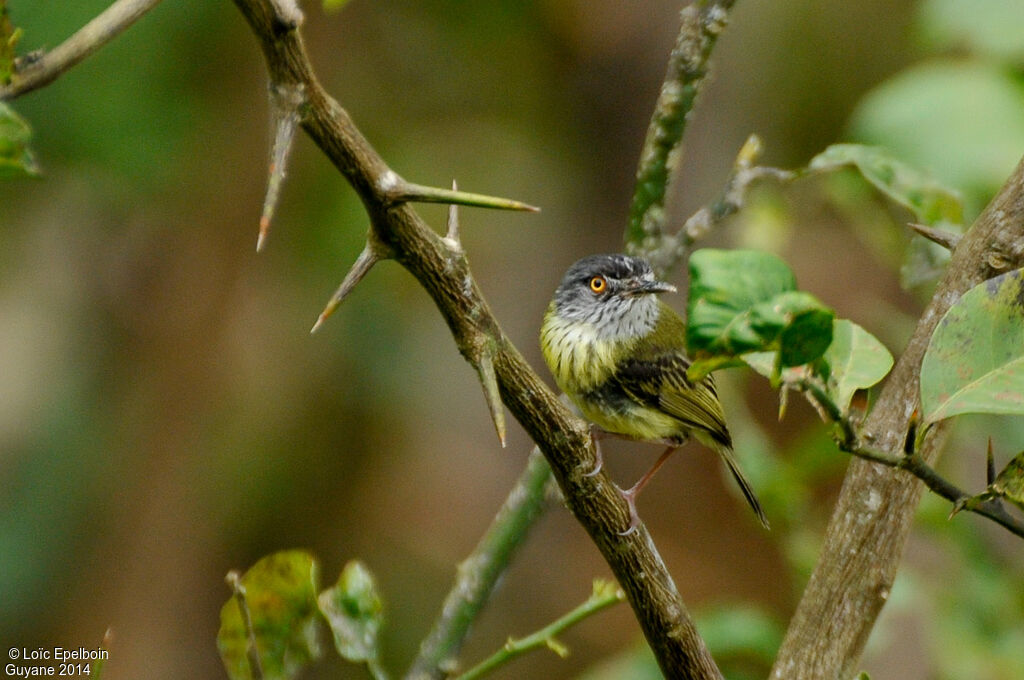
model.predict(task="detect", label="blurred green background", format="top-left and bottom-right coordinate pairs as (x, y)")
top-left (2, 1), bottom-right (1024, 678)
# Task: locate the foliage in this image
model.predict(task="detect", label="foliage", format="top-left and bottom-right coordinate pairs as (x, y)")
top-left (920, 268), bottom-right (1024, 425)
top-left (217, 551), bottom-right (322, 680)
top-left (218, 551), bottom-right (389, 680)
top-left (318, 560), bottom-right (386, 678)
top-left (685, 249), bottom-right (834, 381)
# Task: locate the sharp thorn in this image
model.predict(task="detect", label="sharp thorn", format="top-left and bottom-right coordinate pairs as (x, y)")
top-left (310, 242), bottom-right (382, 333)
top-left (477, 349), bottom-right (507, 448)
top-left (908, 222), bottom-right (961, 251)
top-left (256, 216), bottom-right (270, 253)
top-left (389, 180), bottom-right (540, 213)
top-left (445, 179), bottom-right (461, 246)
top-left (986, 437), bottom-right (997, 485)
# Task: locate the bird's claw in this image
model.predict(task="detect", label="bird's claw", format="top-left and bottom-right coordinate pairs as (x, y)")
top-left (614, 484), bottom-right (642, 537)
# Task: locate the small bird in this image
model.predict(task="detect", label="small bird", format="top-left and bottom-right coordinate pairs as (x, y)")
top-left (540, 253), bottom-right (768, 534)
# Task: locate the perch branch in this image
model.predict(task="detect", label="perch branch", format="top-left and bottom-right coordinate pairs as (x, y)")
top-left (771, 154), bottom-right (1024, 679)
top-left (0, 0), bottom-right (164, 100)
top-left (405, 449), bottom-right (554, 680)
top-left (231, 0), bottom-right (724, 676)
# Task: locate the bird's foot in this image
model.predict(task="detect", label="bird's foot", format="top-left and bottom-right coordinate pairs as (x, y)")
top-left (584, 431), bottom-right (606, 477)
top-left (615, 483), bottom-right (642, 537)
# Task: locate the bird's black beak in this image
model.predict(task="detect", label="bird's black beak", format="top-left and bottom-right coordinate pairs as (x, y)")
top-left (624, 278), bottom-right (676, 296)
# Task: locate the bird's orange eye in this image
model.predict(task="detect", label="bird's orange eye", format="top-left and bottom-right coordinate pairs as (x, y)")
top-left (589, 276), bottom-right (607, 293)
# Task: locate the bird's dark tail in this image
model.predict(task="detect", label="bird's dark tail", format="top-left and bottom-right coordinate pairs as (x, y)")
top-left (714, 443), bottom-right (770, 529)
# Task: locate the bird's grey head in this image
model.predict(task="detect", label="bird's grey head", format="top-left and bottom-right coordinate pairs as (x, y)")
top-left (551, 254), bottom-right (676, 338)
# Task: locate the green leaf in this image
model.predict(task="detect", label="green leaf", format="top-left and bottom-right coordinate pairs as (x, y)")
top-left (918, 0), bottom-right (1024, 63)
top-left (0, 102), bottom-right (40, 178)
top-left (807, 143), bottom-right (963, 225)
top-left (822, 320), bottom-right (894, 413)
top-left (322, 0), bottom-right (352, 11)
top-left (920, 268), bottom-right (1024, 424)
top-left (318, 560), bottom-right (384, 665)
top-left (687, 249), bottom-right (834, 371)
top-left (217, 550), bottom-right (322, 680)
top-left (1, 0), bottom-right (20, 84)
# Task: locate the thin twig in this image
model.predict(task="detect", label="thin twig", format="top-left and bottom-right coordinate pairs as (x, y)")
top-left (795, 378), bottom-right (1024, 539)
top-left (0, 0), bottom-right (164, 100)
top-left (454, 580), bottom-right (625, 680)
top-left (226, 570), bottom-right (264, 680)
top-left (405, 449), bottom-right (554, 680)
top-left (626, 0), bottom-right (737, 253)
top-left (641, 134), bottom-right (793, 277)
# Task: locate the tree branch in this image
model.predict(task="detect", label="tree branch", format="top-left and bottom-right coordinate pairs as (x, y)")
top-left (230, 1), bottom-right (723, 677)
top-left (0, 0), bottom-right (164, 100)
top-left (771, 154), bottom-right (1024, 679)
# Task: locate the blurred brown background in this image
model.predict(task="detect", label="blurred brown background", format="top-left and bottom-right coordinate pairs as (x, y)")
top-left (3, 1), bottom-right (1023, 679)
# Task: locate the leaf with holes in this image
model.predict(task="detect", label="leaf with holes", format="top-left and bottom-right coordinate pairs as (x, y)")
top-left (318, 560), bottom-right (384, 665)
top-left (920, 268), bottom-right (1024, 424)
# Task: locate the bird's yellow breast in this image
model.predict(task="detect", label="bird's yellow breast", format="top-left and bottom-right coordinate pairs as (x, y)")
top-left (540, 307), bottom-right (620, 394)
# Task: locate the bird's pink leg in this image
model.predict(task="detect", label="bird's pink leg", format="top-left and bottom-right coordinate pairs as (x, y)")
top-left (617, 445), bottom-right (677, 536)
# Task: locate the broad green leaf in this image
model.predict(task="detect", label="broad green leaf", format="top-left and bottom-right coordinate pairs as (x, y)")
top-left (0, 102), bottom-right (40, 178)
top-left (687, 249), bottom-right (834, 374)
top-left (807, 143), bottom-right (963, 225)
top-left (317, 560), bottom-right (384, 665)
top-left (920, 268), bottom-right (1024, 424)
top-left (822, 320), bottom-right (894, 413)
top-left (217, 550), bottom-right (322, 680)
top-left (919, 0), bottom-right (1024, 62)
top-left (849, 61), bottom-right (1024, 216)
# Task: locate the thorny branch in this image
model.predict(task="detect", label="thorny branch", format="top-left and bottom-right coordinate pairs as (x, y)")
top-left (229, 1), bottom-right (726, 678)
top-left (797, 378), bottom-right (1024, 539)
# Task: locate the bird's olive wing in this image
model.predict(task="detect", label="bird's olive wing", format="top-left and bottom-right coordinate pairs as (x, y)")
top-left (612, 354), bottom-right (731, 445)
